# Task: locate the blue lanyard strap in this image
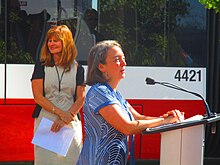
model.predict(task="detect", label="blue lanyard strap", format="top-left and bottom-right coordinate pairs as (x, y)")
top-left (127, 107), bottom-right (135, 165)
top-left (130, 134), bottom-right (135, 165)
top-left (110, 86), bottom-right (136, 164)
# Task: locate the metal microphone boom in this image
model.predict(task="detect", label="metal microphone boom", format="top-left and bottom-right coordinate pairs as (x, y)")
top-left (145, 77), bottom-right (216, 118)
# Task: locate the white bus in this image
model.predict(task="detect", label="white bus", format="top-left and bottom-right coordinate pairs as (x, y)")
top-left (0, 0), bottom-right (208, 163)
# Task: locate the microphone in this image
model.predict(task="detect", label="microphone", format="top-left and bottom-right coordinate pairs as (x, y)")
top-left (145, 77), bottom-right (156, 85)
top-left (145, 77), bottom-right (216, 118)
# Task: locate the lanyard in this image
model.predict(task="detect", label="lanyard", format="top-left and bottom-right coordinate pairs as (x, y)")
top-left (104, 83), bottom-right (136, 164)
top-left (127, 109), bottom-right (135, 165)
top-left (55, 65), bottom-right (65, 92)
top-left (120, 95), bottom-right (135, 165)
top-left (115, 90), bottom-right (135, 165)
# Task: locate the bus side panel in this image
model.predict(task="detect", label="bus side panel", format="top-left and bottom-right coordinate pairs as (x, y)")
top-left (5, 99), bottom-right (36, 105)
top-left (0, 64), bottom-right (4, 104)
top-left (0, 99), bottom-right (205, 161)
top-left (0, 105), bottom-right (35, 161)
top-left (128, 99), bottom-right (205, 159)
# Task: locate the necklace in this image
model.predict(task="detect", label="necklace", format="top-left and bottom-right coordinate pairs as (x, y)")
top-left (55, 65), bottom-right (65, 92)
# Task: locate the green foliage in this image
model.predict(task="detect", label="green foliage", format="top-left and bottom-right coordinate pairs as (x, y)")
top-left (99, 0), bottom-right (189, 66)
top-left (0, 2), bottom-right (34, 64)
top-left (0, 40), bottom-right (34, 64)
top-left (199, 0), bottom-right (220, 12)
top-left (0, 41), bottom-right (5, 63)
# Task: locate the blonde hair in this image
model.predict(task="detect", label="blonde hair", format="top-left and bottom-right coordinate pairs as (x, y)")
top-left (40, 25), bottom-right (77, 71)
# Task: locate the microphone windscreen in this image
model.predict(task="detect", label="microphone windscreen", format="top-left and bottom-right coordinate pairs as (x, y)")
top-left (145, 77), bottom-right (155, 85)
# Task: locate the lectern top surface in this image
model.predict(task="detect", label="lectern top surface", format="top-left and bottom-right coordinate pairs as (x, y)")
top-left (142, 114), bottom-right (220, 134)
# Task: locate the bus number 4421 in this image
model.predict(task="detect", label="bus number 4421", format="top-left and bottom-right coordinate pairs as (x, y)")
top-left (174, 69), bottom-right (201, 82)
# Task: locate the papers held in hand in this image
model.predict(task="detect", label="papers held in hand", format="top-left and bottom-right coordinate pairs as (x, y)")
top-left (31, 117), bottom-right (75, 156)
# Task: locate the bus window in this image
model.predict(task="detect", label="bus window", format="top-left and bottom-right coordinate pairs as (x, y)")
top-left (0, 0), bottom-right (206, 66)
top-left (98, 0), bottom-right (207, 67)
top-left (0, 0), bottom-right (97, 64)
top-left (83, 8), bottom-right (105, 43)
top-left (0, 0), bottom-right (3, 64)
top-left (0, 0), bottom-right (33, 64)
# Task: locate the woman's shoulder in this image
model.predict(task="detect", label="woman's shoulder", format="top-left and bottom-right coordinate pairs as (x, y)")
top-left (31, 61), bottom-right (45, 80)
top-left (87, 83), bottom-right (112, 97)
top-left (94, 83), bottom-right (109, 91)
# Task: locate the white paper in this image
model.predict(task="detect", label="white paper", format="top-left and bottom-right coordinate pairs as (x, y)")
top-left (182, 114), bottom-right (204, 122)
top-left (32, 117), bottom-right (75, 156)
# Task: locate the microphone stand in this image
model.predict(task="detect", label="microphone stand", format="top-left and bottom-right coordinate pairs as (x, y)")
top-left (145, 77), bottom-right (216, 118)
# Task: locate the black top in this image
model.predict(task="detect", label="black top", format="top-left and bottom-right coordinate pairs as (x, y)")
top-left (31, 61), bottom-right (85, 118)
top-left (31, 61), bottom-right (85, 86)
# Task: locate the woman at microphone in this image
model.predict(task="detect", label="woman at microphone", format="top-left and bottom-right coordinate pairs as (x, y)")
top-left (76, 40), bottom-right (184, 165)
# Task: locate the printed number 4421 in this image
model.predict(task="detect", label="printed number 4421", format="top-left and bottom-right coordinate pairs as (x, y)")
top-left (174, 69), bottom-right (201, 82)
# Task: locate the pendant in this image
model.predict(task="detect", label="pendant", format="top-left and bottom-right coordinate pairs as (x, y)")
top-left (56, 94), bottom-right (64, 104)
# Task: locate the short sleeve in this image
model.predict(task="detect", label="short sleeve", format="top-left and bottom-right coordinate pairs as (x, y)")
top-left (31, 61), bottom-right (45, 81)
top-left (76, 64), bottom-right (85, 86)
top-left (87, 84), bottom-right (119, 114)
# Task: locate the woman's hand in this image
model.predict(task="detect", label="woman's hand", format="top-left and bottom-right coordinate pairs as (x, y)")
top-left (58, 111), bottom-right (74, 124)
top-left (51, 119), bottom-right (66, 132)
top-left (162, 109), bottom-right (185, 124)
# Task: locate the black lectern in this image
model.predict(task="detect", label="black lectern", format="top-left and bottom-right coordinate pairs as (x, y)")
top-left (142, 115), bottom-right (220, 165)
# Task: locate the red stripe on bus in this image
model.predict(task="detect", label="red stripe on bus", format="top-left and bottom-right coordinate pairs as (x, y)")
top-left (0, 105), bottom-right (35, 161)
top-left (0, 98), bottom-right (36, 105)
top-left (0, 99), bottom-right (205, 161)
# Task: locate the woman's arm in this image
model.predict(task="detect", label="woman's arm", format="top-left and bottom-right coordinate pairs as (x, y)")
top-left (31, 79), bottom-right (74, 124)
top-left (128, 102), bottom-right (183, 121)
top-left (99, 103), bottom-right (182, 135)
top-left (68, 85), bottom-right (86, 116)
top-left (68, 63), bottom-right (86, 116)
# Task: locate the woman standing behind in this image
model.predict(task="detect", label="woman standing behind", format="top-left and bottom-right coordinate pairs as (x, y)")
top-left (76, 40), bottom-right (184, 165)
top-left (31, 25), bottom-right (85, 165)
